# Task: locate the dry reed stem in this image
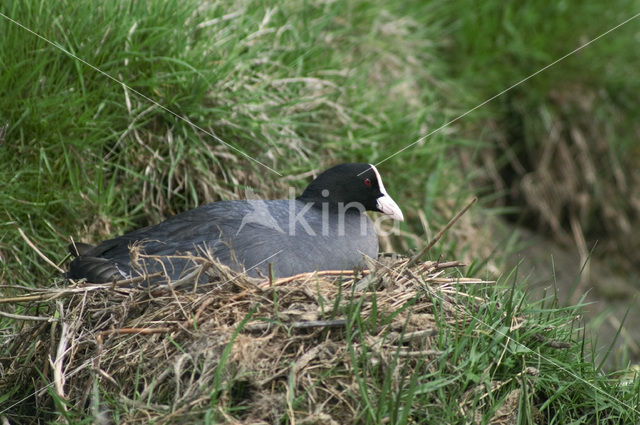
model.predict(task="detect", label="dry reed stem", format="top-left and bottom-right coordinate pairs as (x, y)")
top-left (408, 196), bottom-right (478, 267)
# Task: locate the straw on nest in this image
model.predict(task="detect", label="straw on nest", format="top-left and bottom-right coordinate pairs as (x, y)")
top-left (1, 251), bottom-right (492, 424)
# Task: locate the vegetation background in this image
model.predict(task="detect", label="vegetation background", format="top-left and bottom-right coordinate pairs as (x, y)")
top-left (1, 0), bottom-right (640, 423)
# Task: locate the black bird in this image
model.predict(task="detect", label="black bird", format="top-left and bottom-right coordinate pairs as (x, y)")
top-left (67, 163), bottom-right (403, 283)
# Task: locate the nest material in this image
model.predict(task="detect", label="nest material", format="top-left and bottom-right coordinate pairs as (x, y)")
top-left (1, 256), bottom-right (490, 424)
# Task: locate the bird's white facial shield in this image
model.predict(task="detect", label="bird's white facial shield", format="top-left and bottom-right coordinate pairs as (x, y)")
top-left (370, 164), bottom-right (404, 221)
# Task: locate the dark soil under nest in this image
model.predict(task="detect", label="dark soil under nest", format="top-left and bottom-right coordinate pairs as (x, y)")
top-left (1, 256), bottom-right (491, 424)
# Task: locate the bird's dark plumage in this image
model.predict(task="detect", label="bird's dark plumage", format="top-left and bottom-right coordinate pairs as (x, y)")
top-left (66, 163), bottom-right (403, 284)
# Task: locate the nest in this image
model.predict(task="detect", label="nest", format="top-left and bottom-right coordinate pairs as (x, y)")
top-left (1, 254), bottom-right (490, 424)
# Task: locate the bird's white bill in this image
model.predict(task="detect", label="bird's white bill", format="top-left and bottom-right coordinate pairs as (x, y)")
top-left (376, 194), bottom-right (404, 221)
top-left (369, 163), bottom-right (404, 221)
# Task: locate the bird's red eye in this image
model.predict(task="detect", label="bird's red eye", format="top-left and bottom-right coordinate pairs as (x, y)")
top-left (364, 178), bottom-right (372, 187)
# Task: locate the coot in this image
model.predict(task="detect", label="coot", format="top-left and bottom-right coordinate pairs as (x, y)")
top-left (67, 163), bottom-right (403, 283)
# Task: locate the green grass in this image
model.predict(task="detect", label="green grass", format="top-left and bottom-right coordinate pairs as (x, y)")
top-left (6, 266), bottom-right (638, 424)
top-left (2, 0), bottom-right (640, 423)
top-left (0, 0), bottom-right (457, 285)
